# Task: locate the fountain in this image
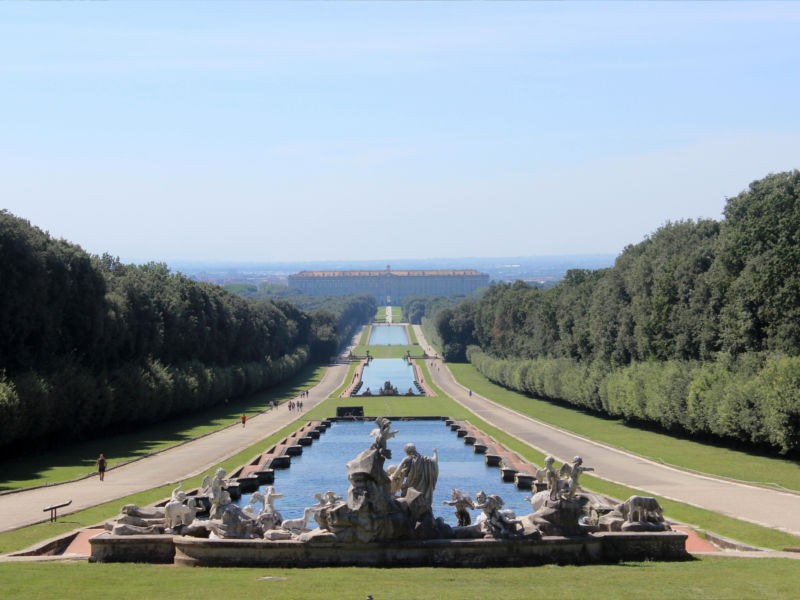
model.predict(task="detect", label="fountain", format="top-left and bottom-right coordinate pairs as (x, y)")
top-left (91, 417), bottom-right (688, 567)
top-left (354, 359), bottom-right (419, 396)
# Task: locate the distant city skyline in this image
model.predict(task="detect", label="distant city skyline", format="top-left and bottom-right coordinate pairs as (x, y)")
top-left (2, 2), bottom-right (799, 264)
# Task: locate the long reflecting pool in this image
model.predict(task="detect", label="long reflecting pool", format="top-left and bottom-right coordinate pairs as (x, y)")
top-left (357, 358), bottom-right (418, 395)
top-left (238, 419), bottom-right (534, 526)
top-left (369, 324), bottom-right (409, 345)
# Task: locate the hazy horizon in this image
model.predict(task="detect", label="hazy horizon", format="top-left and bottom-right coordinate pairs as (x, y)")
top-left (2, 2), bottom-right (798, 264)
top-left (164, 254), bottom-right (617, 287)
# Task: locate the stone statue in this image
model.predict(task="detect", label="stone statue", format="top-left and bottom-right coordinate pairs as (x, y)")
top-left (560, 456), bottom-right (594, 499)
top-left (475, 494), bottom-right (522, 539)
top-left (442, 488), bottom-right (474, 526)
top-left (390, 442), bottom-right (438, 506)
top-left (385, 465), bottom-right (403, 495)
top-left (109, 504), bottom-right (166, 535)
top-left (171, 482), bottom-right (185, 502)
top-left (161, 481), bottom-right (199, 531)
top-left (598, 495), bottom-right (670, 532)
top-left (541, 456), bottom-right (560, 500)
top-left (309, 418), bottom-right (451, 543)
top-left (313, 490), bottom-right (342, 508)
top-left (259, 486), bottom-right (284, 530)
top-left (280, 506), bottom-right (316, 533)
top-left (164, 496), bottom-right (198, 531)
top-left (370, 417), bottom-right (398, 459)
top-left (203, 468), bottom-right (231, 519)
top-left (243, 491), bottom-right (265, 518)
top-left (210, 504), bottom-right (260, 539)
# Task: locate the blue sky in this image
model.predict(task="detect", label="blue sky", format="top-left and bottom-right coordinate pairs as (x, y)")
top-left (2, 2), bottom-right (799, 263)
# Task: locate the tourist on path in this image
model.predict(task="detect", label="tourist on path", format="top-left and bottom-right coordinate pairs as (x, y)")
top-left (241, 414), bottom-right (247, 428)
top-left (96, 453), bottom-right (107, 481)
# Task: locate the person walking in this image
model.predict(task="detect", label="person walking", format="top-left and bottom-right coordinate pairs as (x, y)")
top-left (241, 414), bottom-right (247, 428)
top-left (96, 453), bottom-right (107, 481)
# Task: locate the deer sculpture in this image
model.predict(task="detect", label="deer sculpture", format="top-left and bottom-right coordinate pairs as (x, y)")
top-left (280, 505), bottom-right (315, 533)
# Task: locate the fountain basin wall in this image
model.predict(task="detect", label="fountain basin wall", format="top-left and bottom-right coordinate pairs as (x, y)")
top-left (91, 531), bottom-right (688, 567)
top-left (90, 533), bottom-right (176, 564)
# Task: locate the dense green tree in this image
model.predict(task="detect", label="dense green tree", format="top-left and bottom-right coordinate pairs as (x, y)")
top-left (435, 301), bottom-right (479, 362)
top-left (715, 171), bottom-right (800, 354)
top-left (451, 171), bottom-right (800, 454)
top-left (0, 211), bottom-right (337, 454)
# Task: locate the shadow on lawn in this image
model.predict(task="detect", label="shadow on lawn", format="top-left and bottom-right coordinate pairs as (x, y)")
top-left (0, 367), bottom-right (321, 492)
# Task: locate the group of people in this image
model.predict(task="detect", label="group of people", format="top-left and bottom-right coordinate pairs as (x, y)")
top-left (93, 386), bottom-right (319, 483)
top-left (288, 390), bottom-right (309, 411)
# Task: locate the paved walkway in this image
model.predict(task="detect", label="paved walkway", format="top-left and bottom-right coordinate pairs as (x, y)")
top-left (0, 363), bottom-right (349, 534)
top-left (413, 325), bottom-right (800, 539)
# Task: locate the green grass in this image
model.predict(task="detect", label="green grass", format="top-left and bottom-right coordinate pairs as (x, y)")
top-left (374, 306), bottom-right (403, 322)
top-left (0, 366), bottom-right (326, 492)
top-left (360, 345), bottom-right (420, 358)
top-left (0, 415), bottom-right (312, 555)
top-left (448, 363), bottom-right (800, 493)
top-left (2, 389), bottom-right (797, 554)
top-left (1, 557), bottom-right (799, 599)
top-left (3, 359), bottom-right (800, 593)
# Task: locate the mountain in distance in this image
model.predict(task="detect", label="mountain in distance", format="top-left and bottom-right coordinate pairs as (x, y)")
top-left (168, 254), bottom-right (617, 287)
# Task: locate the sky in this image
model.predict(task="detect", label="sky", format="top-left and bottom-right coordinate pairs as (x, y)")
top-left (2, 2), bottom-right (799, 264)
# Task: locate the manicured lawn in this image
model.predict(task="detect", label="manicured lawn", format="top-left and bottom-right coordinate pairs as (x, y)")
top-left (1, 557), bottom-right (799, 599)
top-left (3, 356), bottom-right (799, 594)
top-left (447, 364), bottom-right (800, 493)
top-left (375, 306), bottom-right (403, 322)
top-left (0, 366), bottom-right (326, 492)
top-left (0, 415), bottom-right (309, 555)
top-left (2, 389), bottom-right (797, 555)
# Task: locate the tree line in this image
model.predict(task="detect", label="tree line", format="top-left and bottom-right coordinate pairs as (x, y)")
top-left (223, 283), bottom-right (376, 361)
top-left (0, 211), bottom-right (372, 455)
top-left (434, 171), bottom-right (800, 454)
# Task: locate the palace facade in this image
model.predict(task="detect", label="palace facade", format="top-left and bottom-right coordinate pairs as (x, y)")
top-left (288, 267), bottom-right (490, 303)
